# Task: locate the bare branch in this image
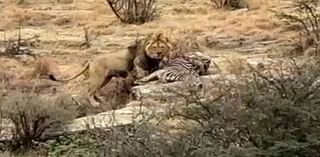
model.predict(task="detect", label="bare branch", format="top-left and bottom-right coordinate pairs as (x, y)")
top-left (105, 0), bottom-right (158, 24)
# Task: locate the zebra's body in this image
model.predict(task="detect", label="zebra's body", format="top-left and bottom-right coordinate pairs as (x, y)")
top-left (137, 52), bottom-right (212, 88)
top-left (158, 59), bottom-right (201, 82)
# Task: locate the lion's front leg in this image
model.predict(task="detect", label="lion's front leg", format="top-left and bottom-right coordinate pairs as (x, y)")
top-left (133, 56), bottom-right (149, 79)
top-left (136, 66), bottom-right (148, 79)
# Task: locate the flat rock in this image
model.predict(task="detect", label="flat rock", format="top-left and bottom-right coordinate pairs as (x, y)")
top-left (43, 105), bottom-right (163, 137)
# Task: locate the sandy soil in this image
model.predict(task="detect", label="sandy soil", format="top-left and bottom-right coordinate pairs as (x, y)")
top-left (0, 0), bottom-right (298, 96)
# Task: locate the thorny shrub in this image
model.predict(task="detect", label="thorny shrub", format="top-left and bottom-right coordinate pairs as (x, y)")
top-left (106, 0), bottom-right (158, 24)
top-left (165, 58), bottom-right (320, 157)
top-left (210, 0), bottom-right (248, 10)
top-left (275, 0), bottom-right (320, 56)
top-left (0, 92), bottom-right (78, 151)
top-left (2, 21), bottom-right (39, 58)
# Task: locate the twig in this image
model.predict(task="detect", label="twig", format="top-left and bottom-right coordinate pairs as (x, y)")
top-left (80, 27), bottom-right (91, 49)
top-left (106, 0), bottom-right (157, 24)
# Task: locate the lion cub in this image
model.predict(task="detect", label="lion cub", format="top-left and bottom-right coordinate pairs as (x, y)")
top-left (19, 57), bottom-right (61, 80)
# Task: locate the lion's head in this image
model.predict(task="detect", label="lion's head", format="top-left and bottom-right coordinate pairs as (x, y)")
top-left (143, 32), bottom-right (172, 59)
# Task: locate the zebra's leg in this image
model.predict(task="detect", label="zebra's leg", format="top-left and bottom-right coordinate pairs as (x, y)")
top-left (139, 70), bottom-right (165, 82)
top-left (135, 70), bottom-right (165, 85)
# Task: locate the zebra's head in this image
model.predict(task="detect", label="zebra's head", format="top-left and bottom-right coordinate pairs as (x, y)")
top-left (196, 52), bottom-right (211, 75)
top-left (185, 52), bottom-right (212, 75)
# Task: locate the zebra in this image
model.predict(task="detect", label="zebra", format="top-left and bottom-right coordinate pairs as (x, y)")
top-left (136, 52), bottom-right (212, 89)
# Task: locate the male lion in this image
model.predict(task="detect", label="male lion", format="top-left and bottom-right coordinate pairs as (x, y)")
top-left (50, 32), bottom-right (172, 107)
top-left (133, 32), bottom-right (172, 79)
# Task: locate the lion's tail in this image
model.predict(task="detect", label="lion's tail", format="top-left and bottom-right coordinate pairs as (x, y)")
top-left (49, 62), bottom-right (90, 82)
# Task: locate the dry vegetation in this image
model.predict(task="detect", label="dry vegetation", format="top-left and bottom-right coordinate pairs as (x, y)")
top-left (0, 92), bottom-right (78, 151)
top-left (1, 0), bottom-right (317, 156)
top-left (0, 0), bottom-right (294, 93)
top-left (0, 0), bottom-right (296, 105)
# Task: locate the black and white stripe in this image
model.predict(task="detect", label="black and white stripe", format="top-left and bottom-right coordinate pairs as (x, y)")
top-left (157, 54), bottom-right (211, 88)
top-left (136, 52), bottom-right (212, 89)
top-left (159, 65), bottom-right (200, 82)
top-left (164, 57), bottom-right (201, 71)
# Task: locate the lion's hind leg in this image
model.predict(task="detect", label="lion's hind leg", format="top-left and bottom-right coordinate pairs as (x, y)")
top-left (87, 86), bottom-right (100, 107)
top-left (87, 74), bottom-right (106, 107)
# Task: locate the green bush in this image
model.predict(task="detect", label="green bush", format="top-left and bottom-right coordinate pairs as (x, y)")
top-left (47, 124), bottom-right (168, 157)
top-left (47, 134), bottom-right (98, 157)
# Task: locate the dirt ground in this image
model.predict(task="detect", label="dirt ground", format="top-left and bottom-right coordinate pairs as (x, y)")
top-left (0, 0), bottom-right (297, 97)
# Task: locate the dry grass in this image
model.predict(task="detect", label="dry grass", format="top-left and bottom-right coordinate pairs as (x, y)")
top-left (0, 0), bottom-right (297, 95)
top-left (223, 56), bottom-right (251, 75)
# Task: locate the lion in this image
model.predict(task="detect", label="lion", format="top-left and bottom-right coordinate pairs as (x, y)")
top-left (50, 32), bottom-right (172, 107)
top-left (19, 57), bottom-right (61, 80)
top-left (133, 32), bottom-right (172, 78)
